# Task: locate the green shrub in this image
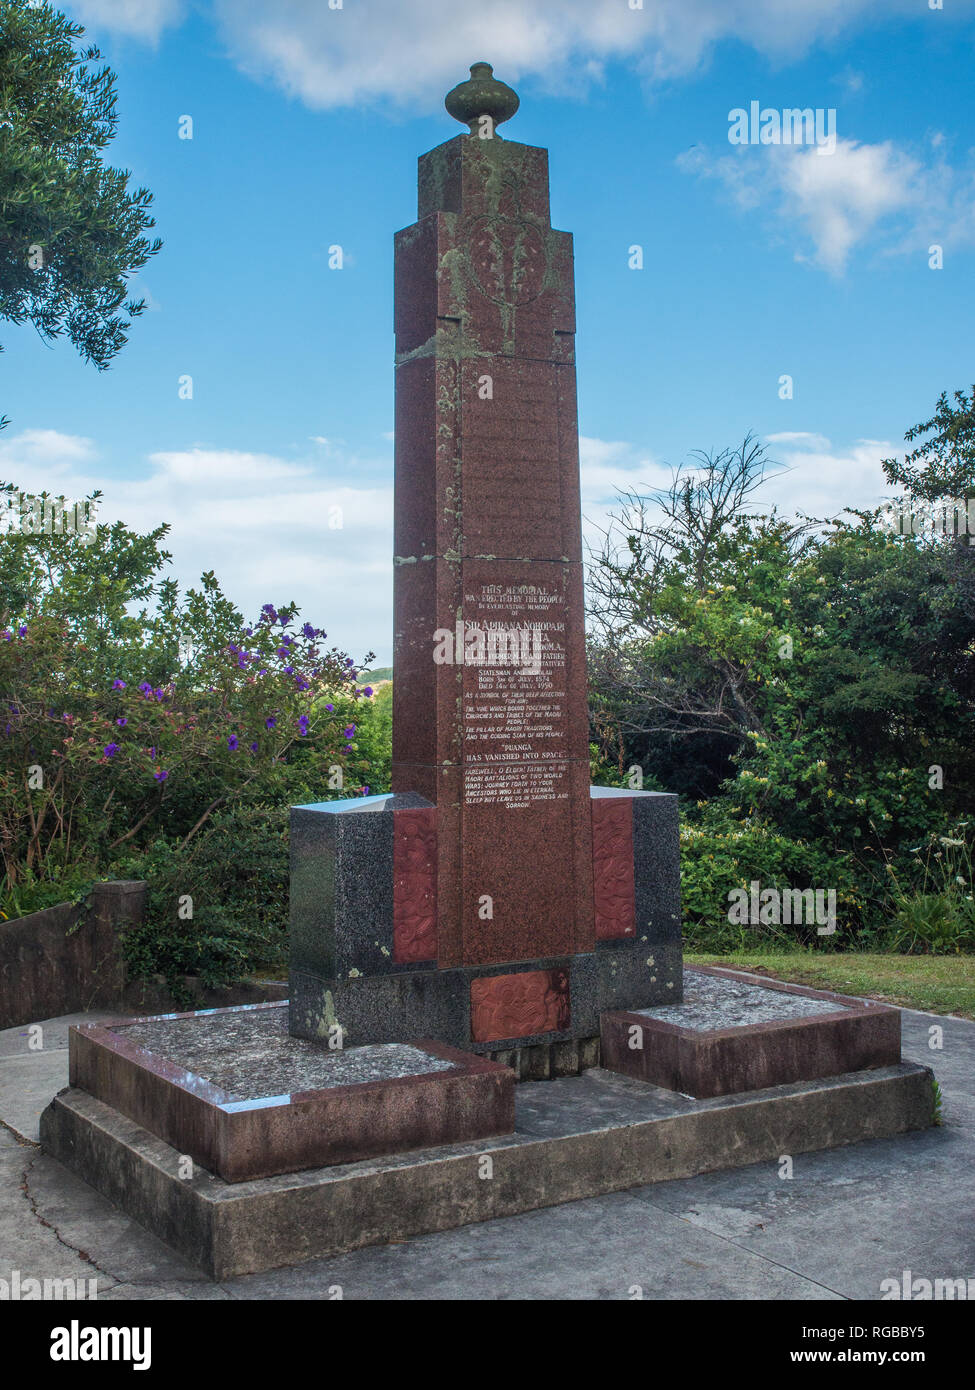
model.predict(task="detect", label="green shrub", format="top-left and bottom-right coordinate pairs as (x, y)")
top-left (116, 803), bottom-right (291, 993)
top-left (680, 819), bottom-right (861, 952)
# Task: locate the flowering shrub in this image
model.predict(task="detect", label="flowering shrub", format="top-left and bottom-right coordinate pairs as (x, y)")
top-left (0, 603), bottom-right (371, 882)
top-left (0, 486), bottom-right (378, 983)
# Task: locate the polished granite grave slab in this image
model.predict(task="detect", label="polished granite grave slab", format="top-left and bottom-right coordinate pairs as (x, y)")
top-left (69, 1002), bottom-right (514, 1181)
top-left (600, 966), bottom-right (901, 1099)
top-left (42, 1058), bottom-right (935, 1278)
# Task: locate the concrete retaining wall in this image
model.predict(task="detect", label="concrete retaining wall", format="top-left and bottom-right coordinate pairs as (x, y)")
top-left (0, 880), bottom-right (144, 1028)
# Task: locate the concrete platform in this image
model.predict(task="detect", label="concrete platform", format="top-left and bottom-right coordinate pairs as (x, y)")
top-left (69, 1003), bottom-right (514, 1181)
top-left (40, 1057), bottom-right (934, 1279)
top-left (602, 966), bottom-right (901, 1097)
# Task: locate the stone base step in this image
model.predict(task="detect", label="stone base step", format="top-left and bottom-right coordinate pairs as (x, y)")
top-left (41, 1060), bottom-right (934, 1279)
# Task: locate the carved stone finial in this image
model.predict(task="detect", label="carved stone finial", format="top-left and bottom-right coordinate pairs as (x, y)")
top-left (444, 62), bottom-right (519, 133)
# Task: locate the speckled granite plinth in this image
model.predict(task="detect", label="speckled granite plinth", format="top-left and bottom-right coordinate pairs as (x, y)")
top-left (600, 967), bottom-right (902, 1099)
top-left (68, 1002), bottom-right (514, 1181)
top-left (289, 789), bottom-right (682, 1057)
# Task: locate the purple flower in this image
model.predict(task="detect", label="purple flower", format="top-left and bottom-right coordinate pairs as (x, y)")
top-left (103, 743), bottom-right (119, 758)
top-left (17, 625), bottom-right (27, 637)
top-left (261, 604), bottom-right (278, 623)
top-left (148, 747), bottom-right (156, 760)
top-left (297, 715), bottom-right (309, 737)
top-left (295, 676), bottom-right (309, 692)
top-left (112, 679), bottom-right (126, 690)
top-left (344, 725), bottom-right (356, 738)
top-left (228, 735), bottom-right (239, 750)
top-left (283, 666), bottom-right (294, 675)
top-left (276, 647), bottom-right (290, 659)
top-left (302, 623), bottom-right (316, 639)
top-left (325, 703), bottom-right (334, 713)
top-left (360, 785), bottom-right (370, 796)
top-left (249, 741), bottom-right (258, 753)
top-left (154, 769), bottom-right (169, 782)
top-left (0, 631), bottom-right (10, 641)
top-left (116, 717), bottom-right (127, 727)
top-left (265, 716), bottom-right (276, 730)
top-left (363, 687), bottom-right (374, 697)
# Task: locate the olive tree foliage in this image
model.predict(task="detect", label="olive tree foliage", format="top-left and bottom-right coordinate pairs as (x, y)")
top-left (0, 0), bottom-right (161, 424)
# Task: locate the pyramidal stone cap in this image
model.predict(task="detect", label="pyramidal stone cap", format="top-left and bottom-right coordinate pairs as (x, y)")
top-left (445, 61), bottom-right (520, 133)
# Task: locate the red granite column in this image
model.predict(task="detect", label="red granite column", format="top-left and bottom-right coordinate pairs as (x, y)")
top-left (393, 68), bottom-right (595, 975)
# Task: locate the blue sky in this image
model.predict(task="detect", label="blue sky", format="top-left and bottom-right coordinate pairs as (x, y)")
top-left (2, 0), bottom-right (974, 663)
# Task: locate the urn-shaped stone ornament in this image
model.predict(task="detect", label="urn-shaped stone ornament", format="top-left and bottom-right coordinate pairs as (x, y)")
top-left (445, 61), bottom-right (520, 133)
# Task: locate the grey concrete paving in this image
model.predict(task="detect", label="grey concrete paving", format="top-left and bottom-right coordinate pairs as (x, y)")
top-left (0, 991), bottom-right (972, 1300)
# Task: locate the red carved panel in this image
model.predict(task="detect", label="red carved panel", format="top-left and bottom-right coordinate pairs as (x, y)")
top-left (591, 798), bottom-right (636, 941)
top-left (392, 807), bottom-right (438, 963)
top-left (470, 968), bottom-right (570, 1043)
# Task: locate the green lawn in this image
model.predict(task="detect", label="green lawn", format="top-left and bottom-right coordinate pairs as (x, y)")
top-left (686, 949), bottom-right (975, 1020)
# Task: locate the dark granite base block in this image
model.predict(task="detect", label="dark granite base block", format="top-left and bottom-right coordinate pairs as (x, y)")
top-left (290, 943), bottom-right (681, 1055)
top-left (69, 1003), bottom-right (514, 1181)
top-left (601, 967), bottom-right (902, 1098)
top-left (42, 1061), bottom-right (935, 1278)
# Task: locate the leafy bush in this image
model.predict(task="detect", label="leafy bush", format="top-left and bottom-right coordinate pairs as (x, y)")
top-left (116, 804), bottom-right (291, 994)
top-left (680, 818), bottom-right (861, 952)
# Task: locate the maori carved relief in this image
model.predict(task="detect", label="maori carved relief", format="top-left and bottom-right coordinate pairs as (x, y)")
top-left (592, 798), bottom-right (637, 940)
top-left (392, 807), bottom-right (438, 963)
top-left (470, 968), bottom-right (570, 1042)
top-left (466, 216), bottom-right (546, 306)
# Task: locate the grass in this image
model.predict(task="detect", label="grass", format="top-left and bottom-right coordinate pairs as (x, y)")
top-left (685, 948), bottom-right (975, 1020)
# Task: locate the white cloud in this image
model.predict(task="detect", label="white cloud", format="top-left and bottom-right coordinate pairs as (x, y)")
top-left (780, 139), bottom-right (918, 272)
top-left (765, 431), bottom-right (831, 452)
top-left (679, 136), bottom-right (975, 273)
top-left (214, 0), bottom-right (973, 111)
top-left (580, 431), bottom-right (898, 545)
top-left (67, 0), bottom-right (184, 43)
top-left (579, 436), bottom-right (667, 501)
top-left (73, 0), bottom-right (972, 105)
top-left (0, 426), bottom-right (912, 656)
top-left (0, 428), bottom-right (98, 475)
top-left (239, 1), bottom-right (971, 110)
top-left (0, 431), bottom-right (394, 661)
top-left (760, 434), bottom-right (896, 518)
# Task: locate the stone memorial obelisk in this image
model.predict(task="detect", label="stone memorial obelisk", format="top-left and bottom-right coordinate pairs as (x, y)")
top-left (290, 65), bottom-right (682, 1069)
top-left (44, 69), bottom-right (925, 1281)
